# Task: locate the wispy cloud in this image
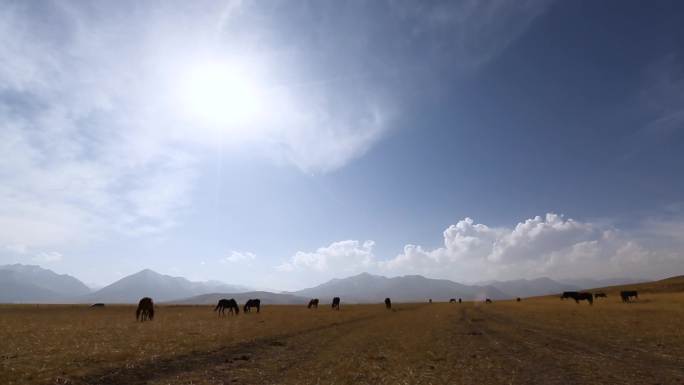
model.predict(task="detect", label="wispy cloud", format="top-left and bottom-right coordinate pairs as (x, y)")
top-left (0, 1), bottom-right (549, 251)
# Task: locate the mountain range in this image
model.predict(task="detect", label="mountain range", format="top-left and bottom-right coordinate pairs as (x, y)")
top-left (0, 264), bottom-right (644, 304)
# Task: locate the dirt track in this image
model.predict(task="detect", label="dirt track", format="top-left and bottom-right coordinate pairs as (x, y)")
top-left (64, 300), bottom-right (684, 385)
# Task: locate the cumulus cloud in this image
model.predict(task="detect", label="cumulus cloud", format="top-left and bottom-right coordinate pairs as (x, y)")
top-left (282, 214), bottom-right (683, 283)
top-left (221, 251), bottom-right (257, 263)
top-left (278, 240), bottom-right (376, 275)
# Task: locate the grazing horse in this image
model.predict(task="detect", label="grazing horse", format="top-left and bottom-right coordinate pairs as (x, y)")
top-left (620, 290), bottom-right (638, 302)
top-left (90, 303), bottom-right (105, 308)
top-left (332, 297), bottom-right (340, 310)
top-left (244, 299), bottom-right (261, 313)
top-left (136, 297), bottom-right (154, 322)
top-left (563, 292), bottom-right (593, 305)
top-left (385, 297), bottom-right (392, 309)
top-left (307, 298), bottom-right (319, 309)
top-left (594, 292), bottom-right (607, 299)
top-left (214, 298), bottom-right (239, 316)
top-left (449, 298), bottom-right (456, 303)
top-left (485, 298), bottom-right (493, 304)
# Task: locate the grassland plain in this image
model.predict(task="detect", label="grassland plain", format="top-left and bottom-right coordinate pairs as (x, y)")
top-left (1, 293), bottom-right (683, 385)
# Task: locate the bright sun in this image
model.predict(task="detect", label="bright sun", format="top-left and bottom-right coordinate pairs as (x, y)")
top-left (180, 62), bottom-right (263, 128)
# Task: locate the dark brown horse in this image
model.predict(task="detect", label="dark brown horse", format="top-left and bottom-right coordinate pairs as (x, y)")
top-left (307, 298), bottom-right (319, 309)
top-left (385, 297), bottom-right (392, 309)
top-left (620, 290), bottom-right (638, 302)
top-left (136, 297), bottom-right (154, 321)
top-left (332, 297), bottom-right (340, 310)
top-left (244, 299), bottom-right (261, 313)
top-left (214, 298), bottom-right (239, 316)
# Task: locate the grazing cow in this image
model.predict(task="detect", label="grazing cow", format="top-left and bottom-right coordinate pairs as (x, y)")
top-left (485, 298), bottom-right (493, 304)
top-left (620, 290), bottom-right (638, 302)
top-left (136, 297), bottom-right (154, 322)
top-left (214, 298), bottom-right (239, 316)
top-left (516, 297), bottom-right (521, 302)
top-left (459, 298), bottom-right (462, 304)
top-left (332, 297), bottom-right (341, 310)
top-left (307, 298), bottom-right (319, 309)
top-left (560, 291), bottom-right (579, 300)
top-left (385, 298), bottom-right (392, 309)
top-left (449, 298), bottom-right (456, 303)
top-left (90, 303), bottom-right (105, 308)
top-left (244, 299), bottom-right (261, 313)
top-left (594, 292), bottom-right (607, 299)
top-left (429, 298), bottom-right (433, 304)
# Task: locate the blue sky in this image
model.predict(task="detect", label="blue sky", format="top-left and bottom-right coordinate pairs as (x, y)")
top-left (1, 1), bottom-right (683, 290)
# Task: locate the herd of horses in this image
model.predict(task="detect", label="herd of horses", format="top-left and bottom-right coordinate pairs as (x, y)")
top-left (560, 290), bottom-right (639, 305)
top-left (133, 289), bottom-right (642, 321)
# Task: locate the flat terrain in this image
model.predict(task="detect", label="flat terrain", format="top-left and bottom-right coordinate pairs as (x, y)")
top-left (2, 294), bottom-right (684, 385)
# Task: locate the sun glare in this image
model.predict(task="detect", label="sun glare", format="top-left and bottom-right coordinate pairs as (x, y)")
top-left (180, 62), bottom-right (263, 129)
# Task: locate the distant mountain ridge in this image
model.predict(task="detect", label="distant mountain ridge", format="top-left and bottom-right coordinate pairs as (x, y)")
top-left (290, 272), bottom-right (508, 302)
top-left (0, 263), bottom-right (657, 304)
top-left (168, 291), bottom-right (309, 305)
top-left (0, 264), bottom-right (91, 303)
top-left (85, 269), bottom-right (250, 303)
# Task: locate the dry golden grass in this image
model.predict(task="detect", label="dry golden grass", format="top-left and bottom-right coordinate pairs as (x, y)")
top-left (1, 293), bottom-right (683, 385)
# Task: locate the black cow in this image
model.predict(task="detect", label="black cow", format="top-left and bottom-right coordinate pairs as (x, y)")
top-left (307, 298), bottom-right (319, 309)
top-left (485, 298), bottom-right (493, 304)
top-left (620, 290), bottom-right (638, 302)
top-left (90, 303), bottom-right (105, 308)
top-left (214, 298), bottom-right (239, 316)
top-left (594, 292), bottom-right (607, 299)
top-left (244, 299), bottom-right (261, 313)
top-left (428, 298), bottom-right (433, 304)
top-left (136, 297), bottom-right (154, 321)
top-left (458, 298), bottom-right (462, 304)
top-left (449, 298), bottom-right (456, 303)
top-left (385, 298), bottom-right (392, 309)
top-left (516, 297), bottom-right (521, 302)
top-left (560, 291), bottom-right (579, 300)
top-left (332, 297), bottom-right (340, 310)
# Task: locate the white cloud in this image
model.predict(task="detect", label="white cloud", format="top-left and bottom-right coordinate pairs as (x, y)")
top-left (222, 251), bottom-right (257, 263)
top-left (33, 251), bottom-right (63, 263)
top-left (282, 214), bottom-right (684, 283)
top-left (0, 1), bottom-right (549, 251)
top-left (278, 240), bottom-right (376, 274)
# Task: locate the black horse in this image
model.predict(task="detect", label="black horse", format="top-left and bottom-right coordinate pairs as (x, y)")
top-left (136, 297), bottom-right (154, 322)
top-left (560, 291), bottom-right (579, 300)
top-left (485, 298), bottom-right (493, 304)
top-left (214, 298), bottom-right (239, 316)
top-left (620, 290), bottom-right (638, 302)
top-left (244, 298), bottom-right (261, 313)
top-left (332, 297), bottom-right (340, 310)
top-left (385, 297), bottom-right (392, 309)
top-left (307, 298), bottom-right (319, 309)
top-left (562, 292), bottom-right (593, 305)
